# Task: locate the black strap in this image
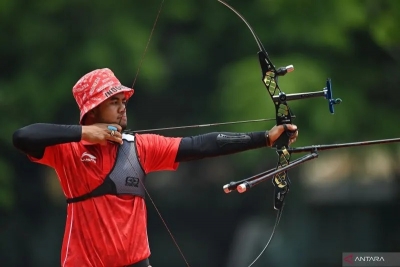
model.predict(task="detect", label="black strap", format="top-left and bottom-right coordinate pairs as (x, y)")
top-left (125, 258), bottom-right (150, 267)
top-left (66, 177), bottom-right (117, 204)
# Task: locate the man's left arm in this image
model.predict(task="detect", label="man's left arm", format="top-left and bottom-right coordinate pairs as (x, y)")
top-left (135, 124), bottom-right (297, 172)
top-left (175, 131), bottom-right (269, 162)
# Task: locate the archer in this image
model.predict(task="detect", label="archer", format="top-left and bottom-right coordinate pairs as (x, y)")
top-left (12, 68), bottom-right (298, 267)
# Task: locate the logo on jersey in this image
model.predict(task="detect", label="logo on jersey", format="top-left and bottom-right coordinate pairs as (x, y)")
top-left (81, 152), bottom-right (97, 163)
top-left (125, 177), bottom-right (139, 187)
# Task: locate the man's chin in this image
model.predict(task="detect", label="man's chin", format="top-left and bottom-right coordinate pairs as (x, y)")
top-left (119, 121), bottom-right (127, 131)
top-left (113, 118), bottom-right (127, 130)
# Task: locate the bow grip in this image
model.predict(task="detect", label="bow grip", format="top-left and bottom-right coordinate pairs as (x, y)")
top-left (272, 124), bottom-right (295, 149)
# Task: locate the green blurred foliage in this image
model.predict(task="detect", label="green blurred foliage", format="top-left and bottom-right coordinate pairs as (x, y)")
top-left (1, 0), bottom-right (400, 266)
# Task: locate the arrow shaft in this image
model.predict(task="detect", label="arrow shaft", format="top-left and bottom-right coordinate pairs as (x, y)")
top-left (124, 117), bottom-right (287, 133)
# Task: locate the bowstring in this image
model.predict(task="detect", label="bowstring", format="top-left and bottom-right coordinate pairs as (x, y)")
top-left (126, 1), bottom-right (191, 266)
top-left (132, 0), bottom-right (165, 89)
top-left (119, 143), bottom-right (191, 267)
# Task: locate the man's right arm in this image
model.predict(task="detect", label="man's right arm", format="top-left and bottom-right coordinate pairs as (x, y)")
top-left (12, 123), bottom-right (82, 159)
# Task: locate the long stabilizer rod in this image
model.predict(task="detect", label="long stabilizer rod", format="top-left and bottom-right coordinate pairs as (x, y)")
top-left (288, 137), bottom-right (400, 154)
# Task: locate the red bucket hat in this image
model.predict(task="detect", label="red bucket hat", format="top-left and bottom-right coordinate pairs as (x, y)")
top-left (72, 68), bottom-right (134, 124)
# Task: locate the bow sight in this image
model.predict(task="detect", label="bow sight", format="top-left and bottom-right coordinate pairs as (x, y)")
top-left (258, 53), bottom-right (342, 115)
top-left (273, 77), bottom-right (342, 114)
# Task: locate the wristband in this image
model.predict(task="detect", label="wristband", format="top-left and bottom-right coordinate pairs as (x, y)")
top-left (265, 131), bottom-right (271, 147)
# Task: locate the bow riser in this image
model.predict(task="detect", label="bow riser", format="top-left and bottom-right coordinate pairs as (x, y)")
top-left (259, 53), bottom-right (293, 209)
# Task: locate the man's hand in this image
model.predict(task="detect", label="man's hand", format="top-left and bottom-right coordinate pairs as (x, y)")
top-left (81, 123), bottom-right (123, 145)
top-left (267, 124), bottom-right (298, 147)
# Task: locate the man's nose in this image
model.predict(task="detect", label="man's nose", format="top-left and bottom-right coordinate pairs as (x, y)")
top-left (118, 103), bottom-right (126, 113)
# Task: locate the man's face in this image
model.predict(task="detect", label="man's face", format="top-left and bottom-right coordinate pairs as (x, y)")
top-left (94, 92), bottom-right (128, 130)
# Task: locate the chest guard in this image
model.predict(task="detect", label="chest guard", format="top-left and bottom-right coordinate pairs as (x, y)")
top-left (66, 134), bottom-right (146, 204)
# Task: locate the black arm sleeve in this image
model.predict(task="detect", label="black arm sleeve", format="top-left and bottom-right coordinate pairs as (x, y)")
top-left (175, 131), bottom-right (267, 162)
top-left (12, 123), bottom-right (82, 159)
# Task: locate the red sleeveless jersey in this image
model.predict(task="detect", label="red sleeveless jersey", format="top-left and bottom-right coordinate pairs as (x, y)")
top-left (29, 134), bottom-right (182, 267)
